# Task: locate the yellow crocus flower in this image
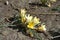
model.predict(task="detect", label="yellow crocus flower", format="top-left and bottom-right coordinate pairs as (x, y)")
top-left (20, 9), bottom-right (26, 19)
top-left (37, 24), bottom-right (46, 32)
top-left (27, 16), bottom-right (40, 29)
top-left (20, 9), bottom-right (26, 23)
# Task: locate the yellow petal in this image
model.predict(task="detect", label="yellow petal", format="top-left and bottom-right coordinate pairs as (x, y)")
top-left (33, 17), bottom-right (40, 25)
top-left (27, 22), bottom-right (35, 29)
top-left (30, 32), bottom-right (34, 37)
top-left (48, 3), bottom-right (51, 7)
top-left (26, 14), bottom-right (33, 23)
top-left (21, 9), bottom-right (26, 14)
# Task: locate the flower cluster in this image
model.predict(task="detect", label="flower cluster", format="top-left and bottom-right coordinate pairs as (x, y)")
top-left (20, 9), bottom-right (46, 37)
top-left (20, 9), bottom-right (46, 31)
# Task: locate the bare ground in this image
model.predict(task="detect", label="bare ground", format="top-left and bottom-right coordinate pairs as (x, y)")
top-left (0, 0), bottom-right (60, 40)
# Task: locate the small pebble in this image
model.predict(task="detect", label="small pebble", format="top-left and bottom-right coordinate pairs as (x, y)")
top-left (6, 1), bottom-right (9, 5)
top-left (4, 1), bottom-right (9, 5)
